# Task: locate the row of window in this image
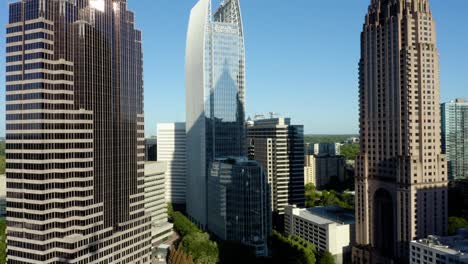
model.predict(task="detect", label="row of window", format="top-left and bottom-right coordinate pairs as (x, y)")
top-left (7, 142), bottom-right (93, 150)
top-left (6, 93), bottom-right (74, 103)
top-left (7, 162), bottom-right (93, 170)
top-left (7, 133), bottom-right (92, 140)
top-left (7, 123), bottom-right (92, 130)
top-left (7, 62), bottom-right (73, 73)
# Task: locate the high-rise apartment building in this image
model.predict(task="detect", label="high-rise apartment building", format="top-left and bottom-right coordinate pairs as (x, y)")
top-left (441, 98), bottom-right (468, 181)
top-left (355, 0), bottom-right (448, 262)
top-left (157, 123), bottom-right (187, 205)
top-left (186, 0), bottom-right (245, 227)
top-left (247, 118), bottom-right (305, 215)
top-left (5, 0), bottom-right (151, 262)
top-left (304, 155), bottom-right (346, 189)
top-left (207, 158), bottom-right (271, 256)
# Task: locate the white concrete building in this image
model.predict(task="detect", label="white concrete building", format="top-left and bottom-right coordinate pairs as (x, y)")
top-left (410, 231), bottom-right (468, 264)
top-left (145, 162), bottom-right (173, 248)
top-left (157, 123), bottom-right (187, 204)
top-left (285, 205), bottom-right (355, 264)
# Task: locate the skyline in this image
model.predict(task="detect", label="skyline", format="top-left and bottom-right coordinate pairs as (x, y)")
top-left (1, 0), bottom-right (468, 137)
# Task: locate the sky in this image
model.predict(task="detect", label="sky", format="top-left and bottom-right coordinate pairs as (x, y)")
top-left (0, 0), bottom-right (467, 137)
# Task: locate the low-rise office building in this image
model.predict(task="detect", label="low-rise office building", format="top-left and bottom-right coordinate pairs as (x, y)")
top-left (410, 231), bottom-right (468, 264)
top-left (285, 205), bottom-right (355, 264)
top-left (145, 162), bottom-right (174, 249)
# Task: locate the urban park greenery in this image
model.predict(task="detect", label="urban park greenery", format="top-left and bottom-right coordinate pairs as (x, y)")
top-left (170, 210), bottom-right (219, 264)
top-left (305, 184), bottom-right (354, 209)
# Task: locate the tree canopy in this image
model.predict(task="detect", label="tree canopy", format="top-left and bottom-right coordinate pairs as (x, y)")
top-left (170, 210), bottom-right (219, 264)
top-left (0, 219), bottom-right (6, 264)
top-left (270, 230), bottom-right (316, 264)
top-left (448, 217), bottom-right (468, 235)
top-left (340, 144), bottom-right (360, 161)
top-left (318, 251), bottom-right (335, 264)
top-left (305, 184), bottom-right (354, 209)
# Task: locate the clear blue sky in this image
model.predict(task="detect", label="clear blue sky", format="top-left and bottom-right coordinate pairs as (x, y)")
top-left (1, 0), bottom-right (467, 137)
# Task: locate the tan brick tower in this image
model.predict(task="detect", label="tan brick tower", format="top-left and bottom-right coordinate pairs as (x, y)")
top-left (354, 0), bottom-right (448, 262)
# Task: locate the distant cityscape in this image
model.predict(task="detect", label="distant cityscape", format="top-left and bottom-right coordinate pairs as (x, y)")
top-left (1, 0), bottom-right (467, 264)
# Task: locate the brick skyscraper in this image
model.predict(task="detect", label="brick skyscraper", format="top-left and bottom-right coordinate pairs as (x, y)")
top-left (354, 0), bottom-right (448, 262)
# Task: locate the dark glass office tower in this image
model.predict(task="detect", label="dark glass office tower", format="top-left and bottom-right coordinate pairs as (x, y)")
top-left (207, 158), bottom-right (271, 257)
top-left (5, 0), bottom-right (151, 262)
top-left (185, 0), bottom-right (245, 228)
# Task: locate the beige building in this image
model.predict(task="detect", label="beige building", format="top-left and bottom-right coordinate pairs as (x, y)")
top-left (304, 155), bottom-right (346, 189)
top-left (145, 162), bottom-right (174, 249)
top-left (355, 0), bottom-right (448, 262)
top-left (247, 118), bottom-right (305, 215)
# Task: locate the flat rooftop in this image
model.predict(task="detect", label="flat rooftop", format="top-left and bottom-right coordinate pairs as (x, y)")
top-left (296, 206), bottom-right (355, 226)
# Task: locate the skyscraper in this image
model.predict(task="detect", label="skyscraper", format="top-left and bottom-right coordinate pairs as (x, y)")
top-left (157, 123), bottom-right (187, 205)
top-left (247, 118), bottom-right (305, 217)
top-left (185, 0), bottom-right (245, 228)
top-left (5, 0), bottom-right (151, 262)
top-left (207, 158), bottom-right (271, 256)
top-left (354, 0), bottom-right (448, 262)
top-left (441, 99), bottom-right (468, 181)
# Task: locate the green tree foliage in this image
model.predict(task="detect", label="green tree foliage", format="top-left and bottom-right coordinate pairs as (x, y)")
top-left (170, 210), bottom-right (219, 264)
top-left (0, 156), bottom-right (5, 175)
top-left (340, 144), bottom-right (360, 161)
top-left (305, 184), bottom-right (354, 209)
top-left (304, 135), bottom-right (356, 145)
top-left (448, 217), bottom-right (468, 235)
top-left (0, 219), bottom-right (6, 264)
top-left (318, 251), bottom-right (335, 264)
top-left (181, 232), bottom-right (219, 264)
top-left (0, 141), bottom-right (5, 156)
top-left (270, 230), bottom-right (316, 264)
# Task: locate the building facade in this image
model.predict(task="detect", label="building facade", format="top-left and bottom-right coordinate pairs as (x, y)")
top-left (285, 205), bottom-right (355, 264)
top-left (441, 98), bottom-right (468, 181)
top-left (5, 0), bottom-right (151, 263)
top-left (207, 158), bottom-right (271, 256)
top-left (144, 162), bottom-right (174, 249)
top-left (247, 118), bottom-right (305, 215)
top-left (145, 138), bottom-right (157, 162)
top-left (185, 0), bottom-right (246, 228)
top-left (304, 155), bottom-right (346, 189)
top-left (410, 232), bottom-right (468, 264)
top-left (157, 123), bottom-right (187, 205)
top-left (355, 0), bottom-right (448, 262)
top-left (307, 143), bottom-right (342, 156)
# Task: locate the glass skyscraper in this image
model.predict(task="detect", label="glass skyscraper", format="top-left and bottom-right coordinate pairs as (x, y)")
top-left (185, 0), bottom-right (245, 228)
top-left (441, 98), bottom-right (468, 181)
top-left (5, 0), bottom-right (151, 262)
top-left (207, 158), bottom-right (271, 256)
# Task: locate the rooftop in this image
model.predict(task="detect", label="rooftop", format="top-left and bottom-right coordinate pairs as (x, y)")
top-left (294, 205), bottom-right (355, 226)
top-left (412, 230), bottom-right (468, 260)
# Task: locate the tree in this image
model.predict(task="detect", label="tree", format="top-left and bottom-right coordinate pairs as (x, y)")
top-left (270, 230), bottom-right (316, 264)
top-left (340, 144), bottom-right (360, 161)
top-left (0, 219), bottom-right (6, 264)
top-left (319, 251), bottom-right (335, 264)
top-left (181, 233), bottom-right (219, 264)
top-left (448, 217), bottom-right (468, 235)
